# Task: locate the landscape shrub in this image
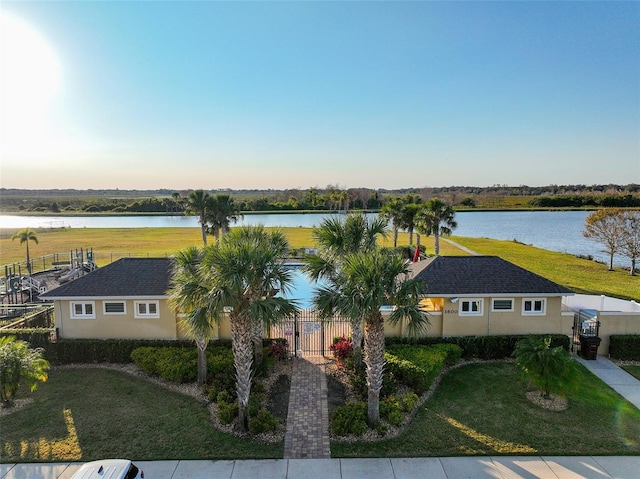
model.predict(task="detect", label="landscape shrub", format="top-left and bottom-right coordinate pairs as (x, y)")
top-left (207, 347), bottom-right (235, 396)
top-left (609, 335), bottom-right (640, 361)
top-left (217, 399), bottom-right (238, 424)
top-left (380, 395), bottom-right (404, 426)
top-left (131, 347), bottom-right (197, 382)
top-left (130, 347), bottom-right (160, 375)
top-left (330, 402), bottom-right (368, 436)
top-left (384, 353), bottom-right (428, 393)
top-left (401, 392), bottom-right (419, 412)
top-left (248, 409), bottom-right (279, 433)
top-left (384, 343), bottom-right (462, 394)
top-left (155, 348), bottom-right (197, 383)
top-left (330, 336), bottom-right (353, 365)
top-left (269, 339), bottom-right (289, 361)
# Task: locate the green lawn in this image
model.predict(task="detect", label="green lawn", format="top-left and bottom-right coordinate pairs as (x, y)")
top-left (449, 236), bottom-right (639, 300)
top-left (3, 362), bottom-right (639, 462)
top-left (0, 368), bottom-right (282, 463)
top-left (331, 362), bottom-right (640, 457)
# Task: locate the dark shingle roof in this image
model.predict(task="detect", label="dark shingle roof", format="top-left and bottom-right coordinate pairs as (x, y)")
top-left (413, 256), bottom-right (574, 296)
top-left (40, 258), bottom-right (172, 298)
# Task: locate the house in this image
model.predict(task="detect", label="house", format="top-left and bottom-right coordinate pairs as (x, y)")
top-left (40, 255), bottom-right (638, 355)
top-left (40, 258), bottom-right (187, 340)
top-left (386, 256), bottom-right (576, 338)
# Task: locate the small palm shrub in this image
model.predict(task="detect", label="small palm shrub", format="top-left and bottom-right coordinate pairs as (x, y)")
top-left (0, 336), bottom-right (50, 408)
top-left (513, 336), bottom-right (578, 399)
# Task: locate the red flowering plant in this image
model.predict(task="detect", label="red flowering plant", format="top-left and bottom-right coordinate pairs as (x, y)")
top-left (330, 335), bottom-right (353, 368)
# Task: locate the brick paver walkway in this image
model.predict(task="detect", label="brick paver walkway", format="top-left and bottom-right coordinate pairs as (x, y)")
top-left (283, 356), bottom-right (331, 459)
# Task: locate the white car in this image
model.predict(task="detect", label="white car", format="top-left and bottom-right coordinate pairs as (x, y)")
top-left (70, 459), bottom-right (144, 479)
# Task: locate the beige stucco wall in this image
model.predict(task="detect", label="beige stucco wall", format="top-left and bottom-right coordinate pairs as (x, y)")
top-left (591, 312), bottom-right (640, 354)
top-left (55, 299), bottom-right (180, 340)
top-left (421, 296), bottom-right (570, 338)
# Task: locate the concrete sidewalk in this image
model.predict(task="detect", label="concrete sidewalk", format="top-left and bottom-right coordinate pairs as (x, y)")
top-left (575, 355), bottom-right (640, 411)
top-left (2, 456), bottom-right (640, 479)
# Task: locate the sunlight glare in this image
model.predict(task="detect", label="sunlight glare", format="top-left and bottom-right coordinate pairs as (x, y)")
top-left (0, 12), bottom-right (63, 160)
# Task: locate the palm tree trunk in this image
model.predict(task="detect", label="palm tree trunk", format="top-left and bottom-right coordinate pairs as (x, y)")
top-left (231, 313), bottom-right (253, 431)
top-left (434, 230), bottom-right (440, 255)
top-left (195, 339), bottom-right (208, 385)
top-left (393, 228), bottom-right (398, 248)
top-left (252, 318), bottom-right (264, 366)
top-left (200, 223), bottom-right (208, 246)
top-left (364, 316), bottom-right (385, 427)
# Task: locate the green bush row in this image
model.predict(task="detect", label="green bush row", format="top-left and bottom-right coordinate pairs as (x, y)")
top-left (386, 334), bottom-right (569, 359)
top-left (609, 335), bottom-right (640, 360)
top-left (0, 329), bottom-right (241, 364)
top-left (131, 345), bottom-right (237, 388)
top-left (385, 343), bottom-right (463, 394)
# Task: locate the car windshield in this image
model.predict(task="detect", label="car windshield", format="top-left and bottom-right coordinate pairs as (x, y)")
top-left (124, 464), bottom-right (139, 479)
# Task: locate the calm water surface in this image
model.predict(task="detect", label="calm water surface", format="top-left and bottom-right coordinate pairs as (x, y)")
top-left (0, 210), bottom-right (623, 266)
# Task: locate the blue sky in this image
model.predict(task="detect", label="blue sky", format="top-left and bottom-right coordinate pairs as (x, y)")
top-left (1, 1), bottom-right (638, 190)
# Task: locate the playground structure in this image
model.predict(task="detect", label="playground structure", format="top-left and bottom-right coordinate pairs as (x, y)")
top-left (0, 248), bottom-right (97, 306)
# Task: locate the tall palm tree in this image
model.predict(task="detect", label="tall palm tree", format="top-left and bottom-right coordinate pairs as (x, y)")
top-left (207, 194), bottom-right (242, 243)
top-left (184, 189), bottom-right (213, 245)
top-left (416, 198), bottom-right (458, 255)
top-left (400, 202), bottom-right (421, 246)
top-left (303, 213), bottom-right (388, 365)
top-left (201, 225), bottom-right (299, 430)
top-left (168, 246), bottom-right (212, 385)
top-left (313, 249), bottom-right (429, 426)
top-left (380, 197), bottom-right (405, 248)
top-left (12, 228), bottom-right (38, 273)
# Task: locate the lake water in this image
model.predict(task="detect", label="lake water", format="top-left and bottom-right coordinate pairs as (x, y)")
top-left (0, 210), bottom-right (625, 266)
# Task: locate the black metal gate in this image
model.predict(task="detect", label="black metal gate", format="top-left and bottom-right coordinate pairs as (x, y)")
top-left (270, 309), bottom-right (351, 357)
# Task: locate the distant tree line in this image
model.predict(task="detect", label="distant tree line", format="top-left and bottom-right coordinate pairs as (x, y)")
top-left (1, 184), bottom-right (638, 214)
top-left (530, 194), bottom-right (640, 208)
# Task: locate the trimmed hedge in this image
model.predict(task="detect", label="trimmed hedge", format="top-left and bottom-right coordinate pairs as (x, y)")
top-left (0, 329), bottom-right (234, 365)
top-left (386, 334), bottom-right (570, 359)
top-left (385, 343), bottom-right (463, 394)
top-left (609, 335), bottom-right (640, 361)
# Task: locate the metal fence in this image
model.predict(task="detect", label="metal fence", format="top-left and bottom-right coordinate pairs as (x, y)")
top-left (269, 309), bottom-right (351, 357)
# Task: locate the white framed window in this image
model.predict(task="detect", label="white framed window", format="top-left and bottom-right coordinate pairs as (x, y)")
top-left (104, 301), bottom-right (126, 315)
top-left (459, 299), bottom-right (483, 316)
top-left (522, 298), bottom-right (546, 315)
top-left (492, 298), bottom-right (514, 312)
top-left (134, 301), bottom-right (159, 318)
top-left (70, 301), bottom-right (95, 319)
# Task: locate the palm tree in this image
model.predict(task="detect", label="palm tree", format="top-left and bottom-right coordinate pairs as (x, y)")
top-left (400, 202), bottom-right (421, 246)
top-left (12, 228), bottom-right (38, 273)
top-left (303, 213), bottom-right (388, 365)
top-left (380, 197), bottom-right (405, 248)
top-left (184, 189), bottom-right (213, 245)
top-left (416, 198), bottom-right (458, 255)
top-left (201, 225), bottom-right (299, 430)
top-left (513, 337), bottom-right (578, 399)
top-left (0, 335), bottom-right (50, 408)
top-left (207, 194), bottom-right (242, 243)
top-left (171, 192), bottom-right (182, 213)
top-left (313, 249), bottom-right (429, 426)
top-left (168, 246), bottom-right (212, 385)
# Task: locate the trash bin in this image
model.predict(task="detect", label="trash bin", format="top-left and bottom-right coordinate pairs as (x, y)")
top-left (579, 335), bottom-right (601, 360)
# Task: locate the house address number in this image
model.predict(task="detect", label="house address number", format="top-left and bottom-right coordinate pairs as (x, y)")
top-left (444, 309), bottom-right (458, 314)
